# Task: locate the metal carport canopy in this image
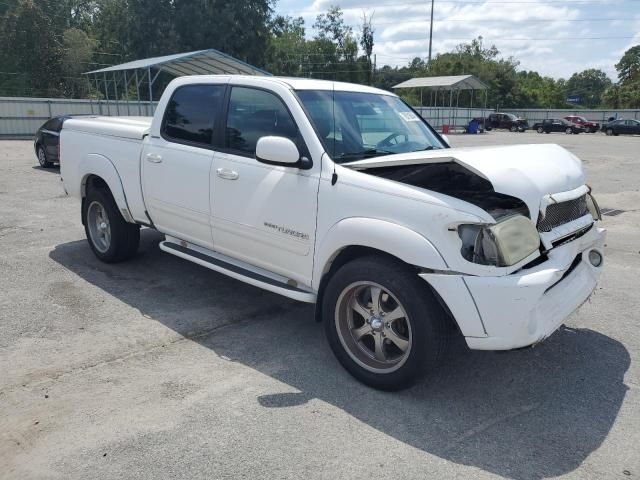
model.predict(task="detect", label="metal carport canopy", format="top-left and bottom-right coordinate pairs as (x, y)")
top-left (392, 75), bottom-right (487, 91)
top-left (84, 49), bottom-right (271, 77)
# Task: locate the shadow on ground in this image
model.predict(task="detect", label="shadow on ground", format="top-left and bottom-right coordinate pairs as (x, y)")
top-left (32, 165), bottom-right (60, 173)
top-left (50, 229), bottom-right (630, 480)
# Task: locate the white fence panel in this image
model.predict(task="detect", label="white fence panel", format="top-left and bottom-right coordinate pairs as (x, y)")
top-left (0, 97), bottom-right (157, 137)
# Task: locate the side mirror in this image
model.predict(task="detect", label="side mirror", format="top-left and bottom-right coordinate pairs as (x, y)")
top-left (440, 134), bottom-right (450, 147)
top-left (256, 136), bottom-right (311, 169)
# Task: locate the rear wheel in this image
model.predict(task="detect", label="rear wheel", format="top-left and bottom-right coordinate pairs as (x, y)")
top-left (565, 127), bottom-right (573, 134)
top-left (509, 125), bottom-right (517, 132)
top-left (606, 128), bottom-right (614, 136)
top-left (37, 146), bottom-right (53, 168)
top-left (84, 187), bottom-right (140, 263)
top-left (323, 256), bottom-right (450, 390)
top-left (537, 126), bottom-right (544, 134)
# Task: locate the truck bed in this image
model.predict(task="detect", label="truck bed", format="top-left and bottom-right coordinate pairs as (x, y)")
top-left (63, 116), bottom-right (153, 140)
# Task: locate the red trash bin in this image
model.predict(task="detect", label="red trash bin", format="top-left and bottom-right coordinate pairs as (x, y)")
top-left (442, 124), bottom-right (450, 134)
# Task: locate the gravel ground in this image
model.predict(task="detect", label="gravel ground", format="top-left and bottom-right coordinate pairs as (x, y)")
top-left (1, 131), bottom-right (639, 479)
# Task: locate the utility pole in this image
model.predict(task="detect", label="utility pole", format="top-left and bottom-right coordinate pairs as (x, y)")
top-left (428, 0), bottom-right (435, 64)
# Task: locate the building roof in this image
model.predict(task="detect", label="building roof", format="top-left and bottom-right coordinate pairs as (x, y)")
top-left (84, 49), bottom-right (270, 77)
top-left (393, 75), bottom-right (488, 90)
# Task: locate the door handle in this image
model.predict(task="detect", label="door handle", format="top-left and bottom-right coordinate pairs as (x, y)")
top-left (146, 153), bottom-right (162, 163)
top-left (216, 168), bottom-right (239, 180)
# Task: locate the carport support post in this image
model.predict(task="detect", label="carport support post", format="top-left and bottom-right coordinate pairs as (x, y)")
top-left (103, 72), bottom-right (109, 115)
top-left (449, 90), bottom-right (453, 128)
top-left (135, 70), bottom-right (142, 115)
top-left (124, 70), bottom-right (130, 115)
top-left (113, 72), bottom-right (120, 116)
top-left (147, 67), bottom-right (153, 114)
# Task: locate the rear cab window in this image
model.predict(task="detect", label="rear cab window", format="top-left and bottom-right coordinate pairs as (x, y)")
top-left (162, 84), bottom-right (225, 147)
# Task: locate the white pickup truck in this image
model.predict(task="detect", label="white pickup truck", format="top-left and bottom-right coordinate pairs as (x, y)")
top-left (60, 75), bottom-right (605, 390)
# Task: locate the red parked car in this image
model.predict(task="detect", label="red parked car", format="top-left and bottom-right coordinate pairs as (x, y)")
top-left (564, 115), bottom-right (600, 133)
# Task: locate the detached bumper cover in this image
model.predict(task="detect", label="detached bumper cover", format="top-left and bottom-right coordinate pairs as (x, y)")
top-left (422, 225), bottom-right (606, 350)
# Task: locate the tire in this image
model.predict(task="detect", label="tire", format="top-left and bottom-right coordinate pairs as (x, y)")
top-left (509, 125), bottom-right (517, 132)
top-left (485, 126), bottom-right (492, 131)
top-left (83, 186), bottom-right (140, 263)
top-left (565, 127), bottom-right (573, 134)
top-left (606, 128), bottom-right (614, 136)
top-left (37, 146), bottom-right (53, 168)
top-left (537, 127), bottom-right (544, 134)
top-left (323, 256), bottom-right (450, 391)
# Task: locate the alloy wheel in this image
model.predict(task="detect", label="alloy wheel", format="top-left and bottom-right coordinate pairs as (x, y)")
top-left (335, 281), bottom-right (413, 373)
top-left (87, 201), bottom-right (111, 253)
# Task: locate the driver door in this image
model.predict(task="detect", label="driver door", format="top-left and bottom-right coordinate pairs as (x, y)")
top-left (211, 86), bottom-right (320, 285)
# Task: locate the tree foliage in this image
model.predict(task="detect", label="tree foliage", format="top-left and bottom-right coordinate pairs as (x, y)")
top-left (0, 1), bottom-right (637, 109)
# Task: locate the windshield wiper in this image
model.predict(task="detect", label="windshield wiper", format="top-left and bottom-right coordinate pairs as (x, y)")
top-left (416, 146), bottom-right (437, 151)
top-left (337, 148), bottom-right (395, 160)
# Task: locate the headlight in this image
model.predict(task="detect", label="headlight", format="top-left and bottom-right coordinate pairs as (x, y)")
top-left (458, 215), bottom-right (540, 267)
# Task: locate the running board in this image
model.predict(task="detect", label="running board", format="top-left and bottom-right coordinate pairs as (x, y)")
top-left (159, 240), bottom-right (316, 303)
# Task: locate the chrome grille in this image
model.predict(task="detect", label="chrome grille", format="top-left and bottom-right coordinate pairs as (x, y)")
top-left (537, 195), bottom-right (589, 232)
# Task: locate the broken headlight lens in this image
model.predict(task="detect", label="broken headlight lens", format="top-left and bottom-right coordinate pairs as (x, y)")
top-left (458, 215), bottom-right (540, 267)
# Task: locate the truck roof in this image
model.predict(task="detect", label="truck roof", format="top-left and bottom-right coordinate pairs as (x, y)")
top-left (170, 74), bottom-right (395, 96)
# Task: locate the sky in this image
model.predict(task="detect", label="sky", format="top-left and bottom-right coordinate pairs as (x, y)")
top-left (275, 0), bottom-right (640, 80)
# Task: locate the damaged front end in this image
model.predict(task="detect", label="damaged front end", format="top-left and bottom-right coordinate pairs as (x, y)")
top-left (343, 145), bottom-right (606, 349)
top-left (350, 152), bottom-right (602, 271)
top-left (361, 161), bottom-right (543, 268)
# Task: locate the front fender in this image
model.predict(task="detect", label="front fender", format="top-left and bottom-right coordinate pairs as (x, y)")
top-left (79, 153), bottom-right (132, 220)
top-left (313, 217), bottom-right (448, 288)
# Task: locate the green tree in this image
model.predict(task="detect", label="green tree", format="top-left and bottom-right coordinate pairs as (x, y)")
top-left (313, 6), bottom-right (352, 50)
top-left (565, 69), bottom-right (612, 108)
top-left (173, 0), bottom-right (273, 67)
top-left (1, 0), bottom-right (62, 96)
top-left (359, 13), bottom-right (374, 84)
top-left (61, 27), bottom-right (96, 97)
top-left (602, 44), bottom-right (640, 108)
top-left (265, 15), bottom-right (306, 76)
top-left (615, 45), bottom-right (640, 84)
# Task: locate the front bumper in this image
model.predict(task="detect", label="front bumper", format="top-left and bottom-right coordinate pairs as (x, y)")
top-left (422, 225), bottom-right (606, 350)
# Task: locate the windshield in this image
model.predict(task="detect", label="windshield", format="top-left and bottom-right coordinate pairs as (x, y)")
top-left (295, 90), bottom-right (445, 163)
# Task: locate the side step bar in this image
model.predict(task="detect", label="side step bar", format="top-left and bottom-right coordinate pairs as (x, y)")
top-left (159, 240), bottom-right (316, 303)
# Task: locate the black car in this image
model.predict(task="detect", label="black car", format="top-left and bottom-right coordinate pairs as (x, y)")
top-left (484, 112), bottom-right (528, 132)
top-left (603, 119), bottom-right (640, 136)
top-left (34, 115), bottom-right (72, 168)
top-left (533, 118), bottom-right (584, 134)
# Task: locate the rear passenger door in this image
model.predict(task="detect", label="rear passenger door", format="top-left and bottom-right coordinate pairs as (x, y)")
top-left (142, 84), bottom-right (225, 249)
top-left (211, 86), bottom-right (320, 285)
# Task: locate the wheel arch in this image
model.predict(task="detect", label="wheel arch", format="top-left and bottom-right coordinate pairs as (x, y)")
top-left (312, 218), bottom-right (449, 322)
top-left (79, 154), bottom-right (133, 225)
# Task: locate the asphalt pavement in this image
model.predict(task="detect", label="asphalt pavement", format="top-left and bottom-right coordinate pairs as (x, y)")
top-left (1, 131), bottom-right (638, 479)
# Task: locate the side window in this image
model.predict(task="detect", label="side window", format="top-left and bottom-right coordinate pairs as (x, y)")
top-left (162, 84), bottom-right (225, 146)
top-left (225, 87), bottom-right (300, 156)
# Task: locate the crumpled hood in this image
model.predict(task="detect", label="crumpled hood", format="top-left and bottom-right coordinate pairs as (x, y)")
top-left (343, 143), bottom-right (585, 219)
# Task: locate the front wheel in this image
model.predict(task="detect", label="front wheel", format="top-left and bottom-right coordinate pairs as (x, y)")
top-left (537, 127), bottom-right (544, 134)
top-left (323, 256), bottom-right (450, 390)
top-left (565, 127), bottom-right (573, 134)
top-left (84, 187), bottom-right (140, 263)
top-left (509, 125), bottom-right (517, 132)
top-left (606, 128), bottom-right (614, 136)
